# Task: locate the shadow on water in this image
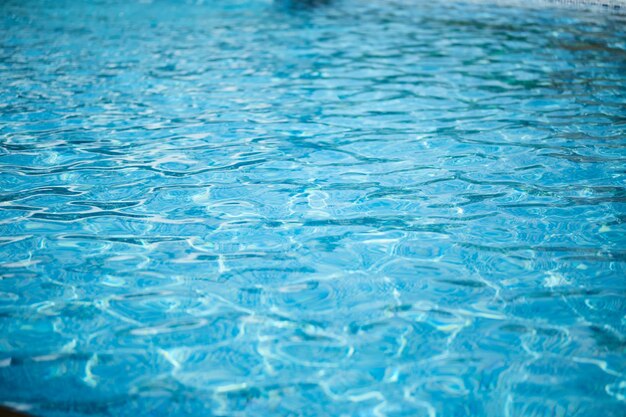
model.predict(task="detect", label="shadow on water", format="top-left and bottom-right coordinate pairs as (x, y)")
top-left (274, 0), bottom-right (335, 11)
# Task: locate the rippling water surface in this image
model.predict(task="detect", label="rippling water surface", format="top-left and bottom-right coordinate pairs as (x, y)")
top-left (1, 0), bottom-right (625, 415)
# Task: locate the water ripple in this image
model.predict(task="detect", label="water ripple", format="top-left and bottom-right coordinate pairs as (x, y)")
top-left (0, 0), bottom-right (625, 416)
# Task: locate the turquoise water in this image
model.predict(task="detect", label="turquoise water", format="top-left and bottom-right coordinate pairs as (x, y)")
top-left (1, 0), bottom-right (625, 416)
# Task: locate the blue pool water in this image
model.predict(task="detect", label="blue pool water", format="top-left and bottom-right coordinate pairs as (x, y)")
top-left (1, 0), bottom-right (625, 416)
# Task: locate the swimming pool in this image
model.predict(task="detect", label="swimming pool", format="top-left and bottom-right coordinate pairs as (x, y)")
top-left (1, 0), bottom-right (625, 416)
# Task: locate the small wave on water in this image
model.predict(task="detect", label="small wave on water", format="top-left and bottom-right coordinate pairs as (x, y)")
top-left (0, 0), bottom-right (625, 416)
